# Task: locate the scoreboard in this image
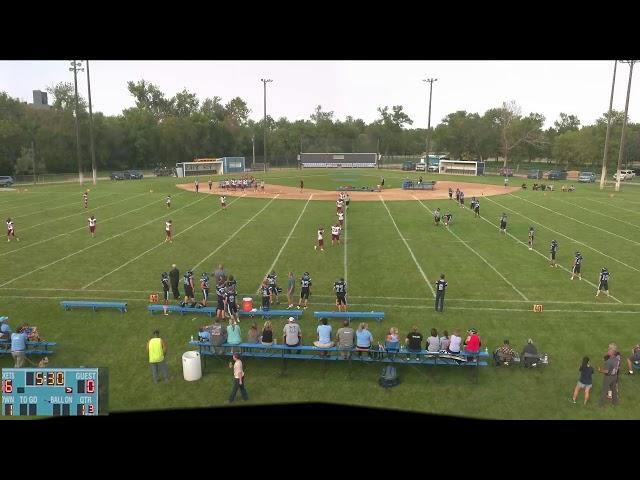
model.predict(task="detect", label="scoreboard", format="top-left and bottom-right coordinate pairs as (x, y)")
top-left (2, 368), bottom-right (108, 416)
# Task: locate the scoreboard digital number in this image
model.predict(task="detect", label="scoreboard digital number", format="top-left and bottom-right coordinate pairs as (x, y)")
top-left (2, 368), bottom-right (108, 417)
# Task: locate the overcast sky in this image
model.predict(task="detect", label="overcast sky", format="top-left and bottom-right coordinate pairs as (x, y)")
top-left (1, 60), bottom-right (638, 129)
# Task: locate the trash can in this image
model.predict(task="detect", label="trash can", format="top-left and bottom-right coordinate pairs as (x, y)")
top-left (182, 351), bottom-right (202, 381)
top-left (243, 297), bottom-right (253, 312)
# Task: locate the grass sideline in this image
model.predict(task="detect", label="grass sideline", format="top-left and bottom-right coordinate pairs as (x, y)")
top-left (0, 169), bottom-right (639, 419)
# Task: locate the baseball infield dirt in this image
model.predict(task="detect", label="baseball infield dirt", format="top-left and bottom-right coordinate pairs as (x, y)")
top-left (177, 181), bottom-right (518, 201)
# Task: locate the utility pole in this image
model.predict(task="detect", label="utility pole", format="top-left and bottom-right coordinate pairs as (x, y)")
top-left (251, 134), bottom-right (255, 170)
top-left (615, 60), bottom-right (637, 192)
top-left (32, 140), bottom-right (36, 185)
top-left (600, 60), bottom-right (617, 190)
top-left (69, 60), bottom-right (84, 185)
top-left (261, 78), bottom-right (272, 172)
top-left (422, 78), bottom-right (437, 162)
top-left (86, 60), bottom-right (97, 185)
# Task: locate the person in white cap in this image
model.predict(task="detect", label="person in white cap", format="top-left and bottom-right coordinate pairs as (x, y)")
top-left (283, 316), bottom-right (302, 355)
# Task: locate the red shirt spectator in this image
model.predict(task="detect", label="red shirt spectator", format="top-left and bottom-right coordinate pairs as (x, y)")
top-left (464, 330), bottom-right (481, 352)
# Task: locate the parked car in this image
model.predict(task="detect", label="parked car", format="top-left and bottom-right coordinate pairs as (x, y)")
top-left (547, 170), bottom-right (568, 180)
top-left (632, 168), bottom-right (640, 177)
top-left (415, 162), bottom-right (426, 171)
top-left (110, 171), bottom-right (126, 180)
top-left (0, 176), bottom-right (15, 187)
top-left (498, 167), bottom-right (514, 177)
top-left (124, 170), bottom-right (144, 179)
top-left (154, 167), bottom-right (173, 177)
top-left (578, 171), bottom-right (596, 183)
top-left (613, 172), bottom-right (627, 181)
top-left (620, 169), bottom-right (635, 180)
top-left (427, 164), bottom-right (439, 172)
top-left (401, 161), bottom-right (416, 171)
top-left (527, 169), bottom-right (543, 179)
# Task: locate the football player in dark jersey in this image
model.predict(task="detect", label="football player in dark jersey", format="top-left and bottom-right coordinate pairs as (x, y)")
top-left (473, 200), bottom-right (480, 218)
top-left (571, 251), bottom-right (583, 280)
top-left (334, 277), bottom-right (347, 312)
top-left (549, 240), bottom-right (559, 267)
top-left (596, 267), bottom-right (610, 297)
top-left (225, 281), bottom-right (239, 322)
top-left (266, 270), bottom-right (278, 305)
top-left (297, 272), bottom-right (312, 310)
top-left (444, 212), bottom-right (452, 228)
top-left (499, 213), bottom-right (507, 234)
top-left (182, 270), bottom-right (195, 305)
top-left (161, 272), bottom-right (170, 315)
top-left (215, 279), bottom-right (227, 319)
top-left (527, 226), bottom-right (535, 251)
top-left (200, 273), bottom-right (210, 306)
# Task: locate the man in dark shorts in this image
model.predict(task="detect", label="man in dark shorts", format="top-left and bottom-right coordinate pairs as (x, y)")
top-left (161, 272), bottom-right (170, 315)
top-left (473, 200), bottom-right (480, 218)
top-left (260, 280), bottom-right (271, 311)
top-left (381, 177), bottom-right (385, 189)
top-left (216, 279), bottom-right (227, 319)
top-left (433, 208), bottom-right (441, 226)
top-left (345, 193), bottom-right (350, 210)
top-left (444, 212), bottom-right (452, 228)
top-left (571, 251), bottom-right (583, 280)
top-left (300, 179), bottom-right (304, 193)
top-left (225, 280), bottom-right (238, 322)
top-left (549, 240), bottom-right (558, 267)
top-left (596, 267), bottom-right (610, 297)
top-left (266, 270), bottom-right (278, 305)
top-left (455, 188), bottom-right (460, 203)
top-left (499, 213), bottom-right (507, 234)
top-left (208, 178), bottom-right (213, 190)
top-left (448, 187), bottom-right (453, 200)
top-left (334, 277), bottom-right (347, 312)
top-left (459, 191), bottom-right (465, 208)
top-left (169, 264), bottom-right (180, 299)
top-left (200, 273), bottom-right (210, 306)
top-left (298, 272), bottom-right (312, 309)
top-left (182, 271), bottom-right (195, 305)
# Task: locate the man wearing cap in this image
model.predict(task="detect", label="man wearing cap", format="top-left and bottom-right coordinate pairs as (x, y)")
top-left (283, 316), bottom-right (302, 355)
top-left (146, 330), bottom-right (169, 383)
top-left (169, 264), bottom-right (180, 300)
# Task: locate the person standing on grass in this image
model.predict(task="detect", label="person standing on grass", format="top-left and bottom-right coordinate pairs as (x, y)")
top-left (208, 178), bottom-right (213, 190)
top-left (499, 213), bottom-right (507, 234)
top-left (528, 226), bottom-right (535, 251)
top-left (146, 330), bottom-right (169, 383)
top-left (298, 272), bottom-right (312, 309)
top-left (166, 195), bottom-right (171, 209)
top-left (314, 226), bottom-right (325, 251)
top-left (213, 264), bottom-right (227, 285)
top-left (266, 270), bottom-right (279, 305)
top-left (334, 277), bottom-right (347, 312)
top-left (459, 190), bottom-right (465, 209)
top-left (164, 220), bottom-right (172, 243)
top-left (331, 223), bottom-right (341, 246)
top-left (161, 272), bottom-right (171, 315)
top-left (433, 208), bottom-right (441, 226)
top-left (596, 267), bottom-right (610, 297)
top-left (345, 193), bottom-right (350, 210)
top-left (286, 272), bottom-right (295, 309)
top-left (200, 273), bottom-right (210, 307)
top-left (435, 274), bottom-right (447, 312)
top-left (571, 357), bottom-right (594, 405)
top-left (220, 195), bottom-right (226, 210)
top-left (260, 280), bottom-right (271, 311)
top-left (300, 179), bottom-right (304, 193)
top-left (338, 211), bottom-right (345, 227)
top-left (225, 278), bottom-right (239, 323)
top-left (169, 264), bottom-right (180, 300)
top-left (83, 192), bottom-right (88, 209)
top-left (10, 327), bottom-right (27, 368)
top-left (571, 251), bottom-right (583, 281)
top-left (443, 212), bottom-right (452, 228)
top-left (183, 270), bottom-right (195, 305)
top-left (194, 178), bottom-right (199, 193)
top-left (6, 218), bottom-right (18, 242)
top-left (504, 176), bottom-right (509, 188)
top-left (228, 353), bottom-right (248, 403)
top-left (448, 187), bottom-right (453, 200)
top-left (88, 215), bottom-right (97, 238)
top-left (598, 345), bottom-right (620, 407)
top-left (549, 240), bottom-right (559, 268)
top-left (473, 199), bottom-right (480, 218)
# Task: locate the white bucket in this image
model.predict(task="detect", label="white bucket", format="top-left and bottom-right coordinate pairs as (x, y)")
top-left (182, 351), bottom-right (202, 381)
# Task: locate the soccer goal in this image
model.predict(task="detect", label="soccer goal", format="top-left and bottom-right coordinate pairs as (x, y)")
top-left (438, 160), bottom-right (485, 176)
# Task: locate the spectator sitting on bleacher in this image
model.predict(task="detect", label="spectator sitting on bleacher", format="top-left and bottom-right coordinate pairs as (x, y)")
top-left (314, 317), bottom-right (334, 356)
top-left (440, 330), bottom-right (450, 352)
top-left (626, 344), bottom-right (640, 375)
top-left (426, 328), bottom-right (440, 353)
top-left (283, 316), bottom-right (302, 355)
top-left (0, 317), bottom-right (11, 340)
top-left (261, 320), bottom-right (274, 346)
top-left (20, 323), bottom-right (40, 342)
top-left (494, 339), bottom-right (517, 366)
top-left (198, 327), bottom-right (210, 343)
top-left (448, 329), bottom-right (462, 354)
top-left (464, 328), bottom-right (481, 355)
top-left (356, 322), bottom-right (374, 357)
top-left (336, 320), bottom-right (355, 359)
top-left (521, 338), bottom-right (539, 368)
top-left (386, 327), bottom-right (399, 344)
top-left (210, 319), bottom-right (226, 354)
top-left (405, 326), bottom-right (423, 361)
top-left (247, 322), bottom-right (260, 344)
top-left (227, 319), bottom-right (242, 351)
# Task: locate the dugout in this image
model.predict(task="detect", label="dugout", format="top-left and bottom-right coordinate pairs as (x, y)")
top-left (175, 157), bottom-right (245, 177)
top-left (438, 160), bottom-right (485, 176)
top-left (299, 153), bottom-right (378, 168)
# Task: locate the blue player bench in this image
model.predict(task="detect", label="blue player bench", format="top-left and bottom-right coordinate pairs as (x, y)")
top-left (148, 304), bottom-right (217, 317)
top-left (61, 300), bottom-right (127, 313)
top-left (0, 339), bottom-right (57, 356)
top-left (238, 309), bottom-right (303, 319)
top-left (313, 311), bottom-right (384, 323)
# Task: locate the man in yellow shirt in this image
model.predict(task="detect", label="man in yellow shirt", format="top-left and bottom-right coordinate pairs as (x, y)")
top-left (146, 330), bottom-right (169, 383)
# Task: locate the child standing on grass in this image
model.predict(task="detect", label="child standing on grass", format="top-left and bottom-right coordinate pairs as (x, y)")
top-left (572, 356), bottom-right (594, 405)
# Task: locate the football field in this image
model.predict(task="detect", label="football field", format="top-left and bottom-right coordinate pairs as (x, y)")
top-left (1, 169), bottom-right (639, 419)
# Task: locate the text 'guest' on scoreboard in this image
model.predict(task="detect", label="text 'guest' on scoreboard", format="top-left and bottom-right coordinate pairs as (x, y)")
top-left (2, 368), bottom-right (108, 416)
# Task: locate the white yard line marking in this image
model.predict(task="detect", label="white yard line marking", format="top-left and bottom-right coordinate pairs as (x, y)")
top-left (556, 198), bottom-right (640, 231)
top-left (0, 194), bottom-right (208, 288)
top-left (486, 195), bottom-right (640, 274)
top-left (191, 195), bottom-right (280, 272)
top-left (257, 195), bottom-right (313, 292)
top-left (82, 195), bottom-right (245, 289)
top-left (413, 196), bottom-right (529, 301)
top-left (19, 192), bottom-right (148, 233)
top-left (380, 196), bottom-right (435, 297)
top-left (0, 193), bottom-right (185, 258)
top-left (583, 197), bottom-right (640, 216)
top-left (459, 199), bottom-right (624, 303)
top-left (511, 194), bottom-right (640, 247)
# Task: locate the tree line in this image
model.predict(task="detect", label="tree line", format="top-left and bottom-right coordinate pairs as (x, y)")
top-left (0, 81), bottom-right (638, 175)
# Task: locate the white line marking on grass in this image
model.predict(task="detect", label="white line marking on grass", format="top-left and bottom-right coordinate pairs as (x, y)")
top-left (379, 196), bottom-right (435, 297)
top-left (0, 194), bottom-right (207, 288)
top-left (413, 196), bottom-right (529, 301)
top-left (486, 195), bottom-right (640, 275)
top-left (511, 194), bottom-right (640, 247)
top-left (19, 192), bottom-right (148, 233)
top-left (191, 195), bottom-right (280, 272)
top-left (474, 197), bottom-right (624, 303)
top-left (82, 195), bottom-right (246, 289)
top-left (257, 195), bottom-right (312, 292)
top-left (0, 193), bottom-right (184, 258)
top-left (583, 197), bottom-right (640, 216)
top-left (556, 198), bottom-right (640, 231)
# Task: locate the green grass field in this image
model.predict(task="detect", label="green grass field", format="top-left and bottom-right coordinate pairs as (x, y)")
top-left (1, 169), bottom-right (639, 419)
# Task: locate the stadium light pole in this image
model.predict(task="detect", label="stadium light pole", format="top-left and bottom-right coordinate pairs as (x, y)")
top-left (70, 60), bottom-right (84, 185)
top-left (615, 60), bottom-right (637, 192)
top-left (86, 60), bottom-right (97, 185)
top-left (600, 60), bottom-right (617, 190)
top-left (261, 78), bottom-right (273, 172)
top-left (422, 78), bottom-right (437, 161)
top-left (251, 134), bottom-right (255, 170)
